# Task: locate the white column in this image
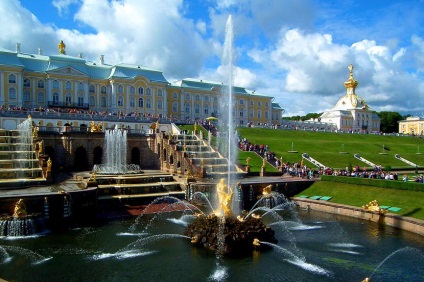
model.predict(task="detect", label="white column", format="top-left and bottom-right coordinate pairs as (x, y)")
top-left (17, 73), bottom-right (23, 107)
top-left (0, 72), bottom-right (4, 105)
top-left (84, 81), bottom-right (89, 107)
top-left (31, 77), bottom-right (36, 108)
top-left (110, 81), bottom-right (116, 112)
top-left (47, 78), bottom-right (52, 105)
top-left (74, 81), bottom-right (78, 105)
top-left (126, 84), bottom-right (130, 114)
top-left (152, 87), bottom-right (156, 116)
top-left (163, 87), bottom-right (168, 118)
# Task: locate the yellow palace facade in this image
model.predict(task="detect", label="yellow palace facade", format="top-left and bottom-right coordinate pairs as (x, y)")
top-left (0, 41), bottom-right (283, 127)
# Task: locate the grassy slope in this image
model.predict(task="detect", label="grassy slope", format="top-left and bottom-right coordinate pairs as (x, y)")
top-left (237, 127), bottom-right (424, 169)
top-left (296, 181), bottom-right (424, 220)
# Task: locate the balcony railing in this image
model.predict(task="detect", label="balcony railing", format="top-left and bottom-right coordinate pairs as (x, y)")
top-left (48, 101), bottom-right (90, 109)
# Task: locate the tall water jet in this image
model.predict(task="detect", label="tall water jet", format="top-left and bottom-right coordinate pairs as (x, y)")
top-left (219, 15), bottom-right (239, 214)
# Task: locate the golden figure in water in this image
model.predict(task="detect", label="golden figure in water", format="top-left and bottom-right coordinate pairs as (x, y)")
top-left (13, 199), bottom-right (27, 217)
top-left (217, 178), bottom-right (233, 216)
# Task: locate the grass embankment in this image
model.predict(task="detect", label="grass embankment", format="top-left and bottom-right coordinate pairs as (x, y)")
top-left (237, 127), bottom-right (424, 170)
top-left (297, 181), bottom-right (424, 220)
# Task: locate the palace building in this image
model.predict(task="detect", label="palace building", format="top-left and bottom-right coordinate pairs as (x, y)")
top-left (319, 64), bottom-right (380, 133)
top-left (398, 116), bottom-right (424, 135)
top-left (0, 41), bottom-right (283, 127)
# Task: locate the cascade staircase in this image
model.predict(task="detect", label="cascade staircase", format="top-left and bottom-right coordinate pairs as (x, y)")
top-left (394, 154), bottom-right (419, 167)
top-left (353, 154), bottom-right (376, 167)
top-left (301, 153), bottom-right (327, 168)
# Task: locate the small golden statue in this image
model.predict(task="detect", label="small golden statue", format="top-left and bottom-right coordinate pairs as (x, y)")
top-left (246, 157), bottom-right (251, 166)
top-left (46, 157), bottom-right (52, 172)
top-left (13, 199), bottom-right (27, 217)
top-left (58, 40), bottom-right (66, 54)
top-left (262, 184), bottom-right (272, 195)
top-left (32, 126), bottom-right (39, 138)
top-left (217, 178), bottom-right (233, 217)
top-left (253, 238), bottom-right (261, 247)
top-left (362, 200), bottom-right (386, 214)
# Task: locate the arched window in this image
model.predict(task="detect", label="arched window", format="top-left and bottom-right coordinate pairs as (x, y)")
top-left (101, 97), bottom-right (107, 107)
top-left (257, 101), bottom-right (262, 107)
top-left (195, 95), bottom-right (200, 101)
top-left (89, 96), bottom-right (95, 106)
top-left (129, 86), bottom-right (135, 94)
top-left (146, 98), bottom-right (151, 108)
top-left (53, 92), bottom-right (59, 105)
top-left (8, 87), bottom-right (16, 99)
top-left (204, 95), bottom-right (209, 101)
top-left (66, 81), bottom-right (72, 90)
top-left (8, 74), bottom-right (16, 83)
top-left (158, 89), bottom-right (163, 96)
top-left (250, 100), bottom-right (254, 106)
top-left (78, 82), bottom-right (84, 91)
top-left (250, 109), bottom-right (254, 118)
top-left (204, 105), bottom-right (209, 115)
top-left (185, 93), bottom-right (190, 100)
top-left (66, 93), bottom-right (72, 105)
top-left (89, 84), bottom-right (95, 93)
top-left (240, 99), bottom-right (244, 105)
top-left (265, 111), bottom-right (269, 118)
top-left (117, 96), bottom-right (124, 106)
top-left (53, 80), bottom-right (59, 89)
top-left (101, 86), bottom-right (107, 94)
top-left (173, 92), bottom-right (178, 99)
top-left (23, 91), bottom-right (31, 102)
top-left (257, 110), bottom-right (262, 118)
top-left (239, 109), bottom-right (244, 117)
top-left (146, 88), bottom-right (151, 96)
top-left (195, 103), bottom-right (200, 114)
top-left (38, 80), bottom-right (44, 88)
top-left (172, 101), bottom-right (178, 112)
top-left (118, 85), bottom-right (123, 94)
top-left (138, 87), bottom-right (144, 95)
top-left (158, 99), bottom-right (163, 109)
top-left (214, 97), bottom-right (218, 102)
top-left (265, 102), bottom-right (269, 107)
top-left (130, 97), bottom-right (135, 107)
top-left (38, 92), bottom-right (44, 103)
top-left (138, 98), bottom-right (144, 108)
top-left (185, 103), bottom-right (190, 113)
top-left (23, 77), bottom-right (30, 87)
top-left (78, 95), bottom-right (84, 106)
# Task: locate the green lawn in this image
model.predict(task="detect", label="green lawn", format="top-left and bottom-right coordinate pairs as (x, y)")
top-left (237, 127), bottom-right (424, 170)
top-left (296, 181), bottom-right (424, 220)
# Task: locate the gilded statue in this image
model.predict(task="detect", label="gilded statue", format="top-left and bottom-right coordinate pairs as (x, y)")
top-left (246, 157), bottom-right (251, 166)
top-left (262, 184), bottom-right (272, 195)
top-left (47, 158), bottom-right (52, 172)
top-left (217, 178), bottom-right (233, 216)
top-left (58, 40), bottom-right (66, 54)
top-left (13, 199), bottom-right (27, 217)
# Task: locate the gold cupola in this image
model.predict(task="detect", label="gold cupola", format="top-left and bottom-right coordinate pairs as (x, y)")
top-left (344, 64), bottom-right (358, 95)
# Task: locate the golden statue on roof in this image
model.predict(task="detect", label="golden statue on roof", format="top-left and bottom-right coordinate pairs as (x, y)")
top-left (58, 40), bottom-right (66, 54)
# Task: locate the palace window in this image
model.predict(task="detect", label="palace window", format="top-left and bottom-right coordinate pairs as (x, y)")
top-left (158, 89), bottom-right (163, 96)
top-left (78, 82), bottom-right (84, 91)
top-left (101, 86), bottom-right (107, 94)
top-left (8, 87), bottom-right (16, 99)
top-left (130, 97), bottom-right (135, 107)
top-left (185, 94), bottom-right (190, 100)
top-left (173, 92), bottom-right (178, 99)
top-left (195, 95), bottom-right (200, 101)
top-left (265, 111), bottom-right (269, 118)
top-left (78, 95), bottom-right (84, 107)
top-left (158, 99), bottom-right (163, 109)
top-left (23, 77), bottom-right (30, 87)
top-left (204, 105), bottom-right (209, 115)
top-left (195, 103), bottom-right (200, 114)
top-left (117, 85), bottom-right (124, 94)
top-left (38, 80), bottom-right (44, 88)
top-left (66, 93), bottom-right (72, 105)
top-left (146, 88), bottom-right (151, 96)
top-left (257, 101), bottom-right (262, 107)
top-left (8, 74), bottom-right (16, 83)
top-left (146, 98), bottom-right (151, 108)
top-left (240, 99), bottom-right (244, 105)
top-left (138, 98), bottom-right (144, 108)
top-left (66, 81), bottom-right (72, 90)
top-left (265, 102), bottom-right (269, 107)
top-left (89, 96), bottom-right (95, 106)
top-left (214, 97), bottom-right (218, 103)
top-left (117, 96), bottom-right (124, 106)
top-left (239, 109), bottom-right (244, 117)
top-left (138, 87), bottom-right (144, 95)
top-left (23, 91), bottom-right (31, 102)
top-left (89, 84), bottom-right (95, 93)
top-left (250, 109), bottom-right (254, 118)
top-left (101, 97), bottom-right (107, 107)
top-left (172, 102), bottom-right (178, 112)
top-left (53, 80), bottom-right (59, 89)
top-left (204, 95), bottom-right (209, 101)
top-left (185, 103), bottom-right (190, 113)
top-left (53, 93), bottom-right (59, 105)
top-left (38, 92), bottom-right (44, 103)
top-left (129, 86), bottom-right (135, 94)
top-left (250, 100), bottom-right (254, 106)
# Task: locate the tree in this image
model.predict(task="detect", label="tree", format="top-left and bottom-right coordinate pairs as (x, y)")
top-left (377, 111), bottom-right (403, 133)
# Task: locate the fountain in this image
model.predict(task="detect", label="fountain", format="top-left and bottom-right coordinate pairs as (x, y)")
top-left (92, 125), bottom-right (141, 174)
top-left (0, 199), bottom-right (40, 237)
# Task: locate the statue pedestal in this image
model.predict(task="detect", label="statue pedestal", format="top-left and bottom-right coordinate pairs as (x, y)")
top-left (245, 166), bottom-right (250, 173)
top-left (46, 171), bottom-right (52, 184)
top-left (260, 167), bottom-right (266, 177)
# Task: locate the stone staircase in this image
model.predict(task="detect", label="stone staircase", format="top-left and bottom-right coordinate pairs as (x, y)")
top-left (302, 153), bottom-right (327, 168)
top-left (353, 153), bottom-right (376, 167)
top-left (394, 154), bottom-right (419, 167)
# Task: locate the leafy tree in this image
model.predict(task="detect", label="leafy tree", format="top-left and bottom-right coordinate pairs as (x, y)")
top-left (377, 111), bottom-right (403, 133)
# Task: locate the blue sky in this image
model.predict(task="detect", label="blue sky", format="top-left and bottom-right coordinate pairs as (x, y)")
top-left (1, 0), bottom-right (424, 116)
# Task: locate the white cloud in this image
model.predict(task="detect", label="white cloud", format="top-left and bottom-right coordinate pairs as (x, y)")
top-left (52, 0), bottom-right (80, 16)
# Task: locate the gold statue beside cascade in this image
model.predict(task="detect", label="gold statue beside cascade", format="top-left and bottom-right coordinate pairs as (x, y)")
top-left (90, 121), bottom-right (103, 132)
top-left (362, 200), bottom-right (387, 214)
top-left (262, 184), bottom-right (272, 195)
top-left (13, 199), bottom-right (27, 217)
top-left (217, 178), bottom-right (233, 217)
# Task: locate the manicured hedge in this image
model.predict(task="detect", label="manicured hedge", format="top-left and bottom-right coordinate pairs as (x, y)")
top-left (320, 175), bottom-right (424, 192)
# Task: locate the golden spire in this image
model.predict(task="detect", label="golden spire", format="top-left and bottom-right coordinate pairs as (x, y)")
top-left (58, 40), bottom-right (66, 54)
top-left (344, 64), bottom-right (358, 94)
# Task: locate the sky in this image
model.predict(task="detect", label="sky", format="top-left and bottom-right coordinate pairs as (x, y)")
top-left (1, 0), bottom-right (424, 116)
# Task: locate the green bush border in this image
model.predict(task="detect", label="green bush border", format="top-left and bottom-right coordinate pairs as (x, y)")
top-left (320, 175), bottom-right (424, 192)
